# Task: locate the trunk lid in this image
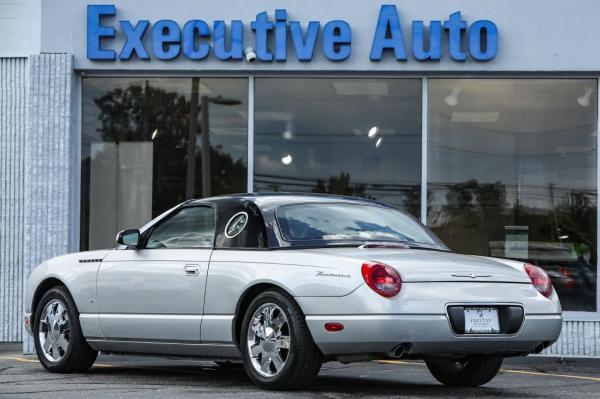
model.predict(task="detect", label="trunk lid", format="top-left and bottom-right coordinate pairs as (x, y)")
top-left (307, 247), bottom-right (530, 283)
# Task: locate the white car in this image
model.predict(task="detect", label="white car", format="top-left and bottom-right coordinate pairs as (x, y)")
top-left (25, 194), bottom-right (562, 390)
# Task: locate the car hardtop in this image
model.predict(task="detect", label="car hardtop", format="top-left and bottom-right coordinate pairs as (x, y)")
top-left (190, 192), bottom-right (387, 209)
top-left (178, 193), bottom-right (445, 250)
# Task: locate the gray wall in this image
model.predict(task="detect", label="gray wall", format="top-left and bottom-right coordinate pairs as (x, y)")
top-left (21, 53), bottom-right (79, 352)
top-left (545, 320), bottom-right (600, 357)
top-left (0, 53), bottom-right (78, 349)
top-left (0, 58), bottom-right (28, 342)
top-left (43, 0), bottom-right (600, 73)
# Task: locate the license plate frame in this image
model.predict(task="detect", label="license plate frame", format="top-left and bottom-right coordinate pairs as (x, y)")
top-left (464, 307), bottom-right (500, 334)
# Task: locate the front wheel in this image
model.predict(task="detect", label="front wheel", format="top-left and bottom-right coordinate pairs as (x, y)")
top-left (33, 286), bottom-right (98, 373)
top-left (425, 356), bottom-right (503, 386)
top-left (240, 290), bottom-right (323, 390)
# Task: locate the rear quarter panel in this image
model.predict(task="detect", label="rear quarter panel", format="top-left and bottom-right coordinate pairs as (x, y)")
top-left (204, 249), bottom-right (365, 315)
top-left (202, 249), bottom-right (365, 343)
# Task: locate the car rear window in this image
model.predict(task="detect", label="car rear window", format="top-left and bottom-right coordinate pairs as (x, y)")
top-left (275, 203), bottom-right (440, 246)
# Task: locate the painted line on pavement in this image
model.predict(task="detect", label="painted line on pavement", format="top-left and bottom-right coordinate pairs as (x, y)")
top-left (377, 360), bottom-right (424, 366)
top-left (0, 356), bottom-right (114, 368)
top-left (0, 356), bottom-right (39, 363)
top-left (3, 356), bottom-right (599, 383)
top-left (501, 369), bottom-right (600, 382)
top-left (0, 356), bottom-right (217, 374)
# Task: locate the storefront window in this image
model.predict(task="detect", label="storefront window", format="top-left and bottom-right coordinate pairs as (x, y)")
top-left (81, 78), bottom-right (247, 250)
top-left (428, 79), bottom-right (597, 311)
top-left (253, 78), bottom-right (422, 214)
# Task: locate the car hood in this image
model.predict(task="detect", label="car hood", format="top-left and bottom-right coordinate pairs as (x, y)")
top-left (305, 247), bottom-right (531, 283)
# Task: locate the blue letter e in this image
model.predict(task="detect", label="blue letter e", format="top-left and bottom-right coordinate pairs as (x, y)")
top-left (87, 5), bottom-right (116, 60)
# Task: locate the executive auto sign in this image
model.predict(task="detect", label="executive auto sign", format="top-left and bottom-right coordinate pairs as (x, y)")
top-left (87, 4), bottom-right (498, 62)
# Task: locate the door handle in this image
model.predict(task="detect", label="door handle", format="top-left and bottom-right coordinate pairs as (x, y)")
top-left (184, 264), bottom-right (200, 276)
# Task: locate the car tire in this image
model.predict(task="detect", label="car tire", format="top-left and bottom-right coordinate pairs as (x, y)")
top-left (240, 290), bottom-right (323, 390)
top-left (425, 356), bottom-right (503, 386)
top-left (33, 286), bottom-right (98, 373)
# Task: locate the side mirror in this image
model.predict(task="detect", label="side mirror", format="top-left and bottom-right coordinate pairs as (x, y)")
top-left (116, 229), bottom-right (140, 248)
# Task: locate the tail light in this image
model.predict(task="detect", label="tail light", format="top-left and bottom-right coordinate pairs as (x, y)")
top-left (524, 263), bottom-right (553, 297)
top-left (361, 261), bottom-right (402, 297)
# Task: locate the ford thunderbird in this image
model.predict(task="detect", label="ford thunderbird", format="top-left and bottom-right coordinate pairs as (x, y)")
top-left (24, 194), bottom-right (562, 389)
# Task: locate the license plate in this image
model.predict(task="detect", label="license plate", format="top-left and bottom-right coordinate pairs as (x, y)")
top-left (464, 307), bottom-right (500, 334)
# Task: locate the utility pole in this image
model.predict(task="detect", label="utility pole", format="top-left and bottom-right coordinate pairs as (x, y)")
top-left (201, 95), bottom-right (211, 198)
top-left (186, 77), bottom-right (199, 199)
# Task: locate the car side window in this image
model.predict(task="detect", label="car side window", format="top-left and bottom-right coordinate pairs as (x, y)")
top-left (145, 206), bottom-right (215, 249)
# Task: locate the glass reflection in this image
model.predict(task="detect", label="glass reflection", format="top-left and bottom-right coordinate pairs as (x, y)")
top-left (253, 78), bottom-right (422, 214)
top-left (81, 78), bottom-right (247, 250)
top-left (428, 79), bottom-right (597, 311)
top-left (276, 203), bottom-right (440, 245)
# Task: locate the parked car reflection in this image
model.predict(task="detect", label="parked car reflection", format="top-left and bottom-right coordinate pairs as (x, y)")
top-left (490, 241), bottom-right (596, 311)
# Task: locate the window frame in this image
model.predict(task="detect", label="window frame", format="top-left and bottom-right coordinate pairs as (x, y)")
top-left (140, 204), bottom-right (218, 250)
top-left (78, 74), bottom-right (600, 318)
top-left (425, 77), bottom-right (599, 316)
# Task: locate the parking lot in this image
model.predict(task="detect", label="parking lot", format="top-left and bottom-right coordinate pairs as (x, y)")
top-left (1, 344), bottom-right (599, 398)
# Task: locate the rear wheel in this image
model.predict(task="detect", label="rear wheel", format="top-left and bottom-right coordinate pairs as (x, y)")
top-left (425, 356), bottom-right (503, 386)
top-left (33, 287), bottom-right (98, 373)
top-left (240, 290), bottom-right (323, 390)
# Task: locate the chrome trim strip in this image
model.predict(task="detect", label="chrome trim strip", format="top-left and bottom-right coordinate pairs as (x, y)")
top-left (96, 313), bottom-right (203, 319)
top-left (87, 338), bottom-right (236, 347)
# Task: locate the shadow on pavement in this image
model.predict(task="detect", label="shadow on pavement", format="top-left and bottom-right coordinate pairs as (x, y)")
top-left (84, 362), bottom-right (529, 397)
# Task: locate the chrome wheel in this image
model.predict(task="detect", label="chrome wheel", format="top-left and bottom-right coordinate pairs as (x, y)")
top-left (38, 299), bottom-right (70, 362)
top-left (246, 303), bottom-right (291, 377)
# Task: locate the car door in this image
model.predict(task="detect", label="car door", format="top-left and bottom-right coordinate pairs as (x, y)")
top-left (97, 205), bottom-right (216, 343)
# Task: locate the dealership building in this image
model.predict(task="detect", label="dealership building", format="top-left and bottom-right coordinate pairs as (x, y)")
top-left (0, 0), bottom-right (599, 355)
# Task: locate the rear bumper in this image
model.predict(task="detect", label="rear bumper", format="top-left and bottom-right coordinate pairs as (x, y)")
top-left (306, 313), bottom-right (562, 356)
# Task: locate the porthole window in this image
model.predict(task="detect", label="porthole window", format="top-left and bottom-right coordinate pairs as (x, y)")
top-left (225, 212), bottom-right (248, 239)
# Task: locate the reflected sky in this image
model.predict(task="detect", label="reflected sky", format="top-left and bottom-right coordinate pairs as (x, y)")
top-left (254, 78), bottom-right (422, 212)
top-left (426, 79), bottom-right (597, 311)
top-left (428, 79), bottom-right (597, 211)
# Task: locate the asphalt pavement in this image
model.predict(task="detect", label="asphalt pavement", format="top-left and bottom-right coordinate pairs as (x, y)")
top-left (1, 343), bottom-right (599, 398)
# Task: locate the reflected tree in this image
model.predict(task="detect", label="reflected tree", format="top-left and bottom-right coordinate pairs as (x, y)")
top-left (431, 179), bottom-right (508, 255)
top-left (556, 191), bottom-right (597, 265)
top-left (442, 179), bottom-right (479, 228)
top-left (93, 81), bottom-right (246, 217)
top-left (401, 184), bottom-right (422, 219)
top-left (311, 172), bottom-right (373, 198)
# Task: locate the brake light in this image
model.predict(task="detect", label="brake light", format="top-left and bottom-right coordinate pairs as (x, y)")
top-left (361, 262), bottom-right (402, 298)
top-left (524, 263), bottom-right (553, 297)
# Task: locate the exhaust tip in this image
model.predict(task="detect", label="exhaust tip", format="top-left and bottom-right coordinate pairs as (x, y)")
top-left (388, 344), bottom-right (409, 359)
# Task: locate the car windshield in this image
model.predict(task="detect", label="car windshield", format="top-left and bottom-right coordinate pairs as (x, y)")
top-left (276, 203), bottom-right (443, 247)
